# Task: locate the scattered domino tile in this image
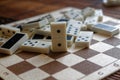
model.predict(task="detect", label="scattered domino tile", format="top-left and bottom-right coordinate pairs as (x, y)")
top-left (0, 33), bottom-right (28, 55)
top-left (20, 40), bottom-right (51, 54)
top-left (89, 23), bottom-right (119, 36)
top-left (0, 7), bottom-right (119, 80)
top-left (82, 7), bottom-right (95, 18)
top-left (0, 25), bottom-right (20, 37)
top-left (75, 31), bottom-right (93, 48)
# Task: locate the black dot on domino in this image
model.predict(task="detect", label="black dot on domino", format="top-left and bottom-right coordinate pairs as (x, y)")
top-left (77, 39), bottom-right (80, 41)
top-left (8, 30), bottom-right (10, 33)
top-left (42, 44), bottom-right (45, 46)
top-left (86, 36), bottom-right (89, 38)
top-left (28, 40), bottom-right (31, 42)
top-left (57, 30), bottom-right (61, 33)
top-left (2, 32), bottom-right (5, 34)
top-left (35, 41), bottom-right (38, 43)
top-left (82, 38), bottom-right (84, 40)
top-left (24, 43), bottom-right (27, 45)
top-left (78, 22), bottom-right (81, 24)
top-left (29, 42), bottom-right (33, 44)
top-left (70, 24), bottom-right (72, 27)
top-left (79, 36), bottom-right (81, 38)
top-left (12, 31), bottom-right (15, 34)
top-left (58, 43), bottom-right (61, 47)
top-left (31, 44), bottom-right (34, 46)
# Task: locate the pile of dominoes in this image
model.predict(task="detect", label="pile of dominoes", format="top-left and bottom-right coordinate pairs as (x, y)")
top-left (0, 7), bottom-right (119, 55)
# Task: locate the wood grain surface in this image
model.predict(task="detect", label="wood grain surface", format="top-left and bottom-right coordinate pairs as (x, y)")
top-left (0, 0), bottom-right (120, 22)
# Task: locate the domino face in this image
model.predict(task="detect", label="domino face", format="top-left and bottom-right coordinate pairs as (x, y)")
top-left (41, 14), bottom-right (55, 22)
top-left (75, 31), bottom-right (93, 47)
top-left (64, 9), bottom-right (82, 20)
top-left (0, 25), bottom-right (20, 37)
top-left (67, 19), bottom-right (83, 29)
top-left (84, 16), bottom-right (98, 28)
top-left (38, 18), bottom-right (49, 28)
top-left (20, 40), bottom-right (51, 54)
top-left (66, 19), bottom-right (82, 36)
top-left (0, 33), bottom-right (28, 55)
top-left (91, 23), bottom-right (119, 36)
top-left (51, 22), bottom-right (67, 52)
top-left (36, 25), bottom-right (51, 36)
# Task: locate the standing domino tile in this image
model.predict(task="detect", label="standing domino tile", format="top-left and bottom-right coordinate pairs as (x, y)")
top-left (66, 19), bottom-right (82, 36)
top-left (94, 9), bottom-right (103, 22)
top-left (20, 40), bottom-right (51, 54)
top-left (75, 31), bottom-right (93, 48)
top-left (89, 23), bottom-right (119, 36)
top-left (0, 25), bottom-right (20, 37)
top-left (51, 22), bottom-right (67, 52)
top-left (0, 33), bottom-right (28, 55)
top-left (82, 7), bottom-right (95, 18)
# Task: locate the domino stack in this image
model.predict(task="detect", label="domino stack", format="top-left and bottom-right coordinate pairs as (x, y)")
top-left (0, 7), bottom-right (119, 55)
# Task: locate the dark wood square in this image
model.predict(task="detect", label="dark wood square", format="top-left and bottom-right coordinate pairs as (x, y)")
top-left (7, 61), bottom-right (35, 75)
top-left (39, 61), bottom-right (67, 74)
top-left (74, 49), bottom-right (100, 59)
top-left (72, 60), bottom-right (101, 75)
top-left (103, 37), bottom-right (120, 46)
top-left (103, 48), bottom-right (120, 59)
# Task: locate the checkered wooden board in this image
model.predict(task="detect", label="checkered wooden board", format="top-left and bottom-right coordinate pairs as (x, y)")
top-left (0, 7), bottom-right (120, 80)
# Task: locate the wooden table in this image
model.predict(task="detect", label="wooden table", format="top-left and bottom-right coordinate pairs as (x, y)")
top-left (0, 0), bottom-right (120, 22)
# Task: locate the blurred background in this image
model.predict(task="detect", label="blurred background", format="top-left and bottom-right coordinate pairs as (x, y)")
top-left (0, 0), bottom-right (120, 24)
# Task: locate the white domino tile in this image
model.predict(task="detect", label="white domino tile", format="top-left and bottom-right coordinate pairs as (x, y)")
top-left (19, 68), bottom-right (49, 80)
top-left (0, 55), bottom-right (24, 67)
top-left (26, 54), bottom-right (54, 67)
top-left (53, 68), bottom-right (85, 80)
top-left (90, 42), bottom-right (114, 52)
top-left (57, 54), bottom-right (85, 66)
top-left (88, 53), bottom-right (117, 67)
